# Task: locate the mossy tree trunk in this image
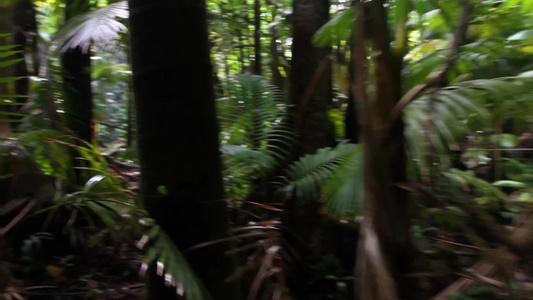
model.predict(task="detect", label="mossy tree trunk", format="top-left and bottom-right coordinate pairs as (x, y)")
top-left (128, 0), bottom-right (240, 299)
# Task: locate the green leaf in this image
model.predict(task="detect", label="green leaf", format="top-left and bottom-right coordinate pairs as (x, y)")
top-left (0, 50), bottom-right (20, 58)
top-left (508, 30), bottom-right (533, 41)
top-left (157, 185), bottom-right (168, 196)
top-left (312, 7), bottom-right (355, 46)
top-left (492, 180), bottom-right (526, 188)
top-left (0, 58), bottom-right (24, 68)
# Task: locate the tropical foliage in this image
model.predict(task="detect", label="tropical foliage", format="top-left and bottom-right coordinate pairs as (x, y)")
top-left (1, 0), bottom-right (533, 299)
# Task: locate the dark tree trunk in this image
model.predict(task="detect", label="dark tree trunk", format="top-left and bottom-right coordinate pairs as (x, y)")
top-left (344, 46), bottom-right (360, 143)
top-left (128, 1), bottom-right (240, 299)
top-left (283, 0), bottom-right (334, 298)
top-left (253, 0), bottom-right (261, 75)
top-left (61, 0), bottom-right (92, 142)
top-left (269, 26), bottom-right (284, 91)
top-left (291, 0), bottom-right (334, 156)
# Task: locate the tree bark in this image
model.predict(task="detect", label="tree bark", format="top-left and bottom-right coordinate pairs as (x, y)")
top-left (291, 0), bottom-right (334, 156)
top-left (61, 0), bottom-right (93, 142)
top-left (269, 26), bottom-right (284, 91)
top-left (354, 1), bottom-right (412, 299)
top-left (283, 0), bottom-right (334, 297)
top-left (128, 1), bottom-right (240, 299)
top-left (253, 0), bottom-right (261, 75)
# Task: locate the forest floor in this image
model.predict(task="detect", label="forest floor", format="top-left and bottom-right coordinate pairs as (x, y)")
top-left (7, 236), bottom-right (145, 300)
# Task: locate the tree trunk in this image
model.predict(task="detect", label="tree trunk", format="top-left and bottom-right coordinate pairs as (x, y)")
top-left (61, 0), bottom-right (93, 142)
top-left (128, 1), bottom-right (240, 299)
top-left (269, 26), bottom-right (284, 91)
top-left (253, 0), bottom-right (261, 75)
top-left (283, 0), bottom-right (334, 297)
top-left (353, 1), bottom-right (412, 299)
top-left (291, 0), bottom-right (334, 156)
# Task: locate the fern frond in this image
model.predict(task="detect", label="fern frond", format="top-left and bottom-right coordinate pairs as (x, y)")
top-left (282, 141), bottom-right (358, 203)
top-left (321, 144), bottom-right (363, 220)
top-left (219, 74), bottom-right (289, 151)
top-left (219, 74), bottom-right (292, 184)
top-left (222, 144), bottom-right (276, 175)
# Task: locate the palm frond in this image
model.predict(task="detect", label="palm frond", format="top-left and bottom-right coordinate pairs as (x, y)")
top-left (404, 75), bottom-right (533, 173)
top-left (54, 1), bottom-right (128, 53)
top-left (442, 168), bottom-right (507, 202)
top-left (0, 41), bottom-right (27, 124)
top-left (136, 217), bottom-right (213, 300)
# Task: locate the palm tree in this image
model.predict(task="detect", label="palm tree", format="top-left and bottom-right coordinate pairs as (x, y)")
top-left (128, 0), bottom-right (240, 299)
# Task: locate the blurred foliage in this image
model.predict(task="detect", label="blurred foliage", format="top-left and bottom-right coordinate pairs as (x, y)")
top-left (1, 0), bottom-right (533, 299)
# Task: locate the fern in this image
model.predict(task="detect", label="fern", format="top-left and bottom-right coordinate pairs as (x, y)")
top-left (404, 75), bottom-right (533, 174)
top-left (282, 142), bottom-right (363, 220)
top-left (321, 144), bottom-right (363, 220)
top-left (219, 75), bottom-right (292, 197)
top-left (0, 134), bottom-right (212, 299)
top-left (0, 35), bottom-right (27, 125)
top-left (219, 74), bottom-right (290, 153)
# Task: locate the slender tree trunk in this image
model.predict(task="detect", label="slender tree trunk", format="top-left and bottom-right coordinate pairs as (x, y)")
top-left (238, 29), bottom-right (245, 73)
top-left (253, 0), bottom-right (261, 75)
top-left (128, 1), bottom-right (240, 299)
top-left (269, 26), bottom-right (284, 90)
top-left (344, 33), bottom-right (360, 143)
top-left (125, 34), bottom-right (135, 148)
top-left (61, 0), bottom-right (93, 142)
top-left (291, 0), bottom-right (334, 156)
top-left (353, 1), bottom-right (412, 299)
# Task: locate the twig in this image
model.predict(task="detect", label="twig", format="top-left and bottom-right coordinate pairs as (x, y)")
top-left (0, 198), bottom-right (36, 236)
